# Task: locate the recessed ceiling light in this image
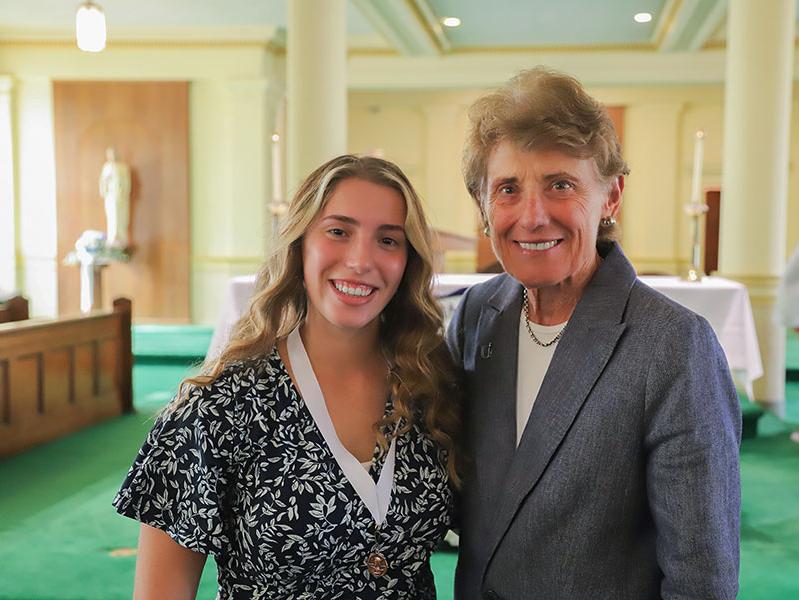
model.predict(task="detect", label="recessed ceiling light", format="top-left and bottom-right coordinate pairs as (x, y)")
top-left (441, 16), bottom-right (461, 28)
top-left (633, 12), bottom-right (653, 23)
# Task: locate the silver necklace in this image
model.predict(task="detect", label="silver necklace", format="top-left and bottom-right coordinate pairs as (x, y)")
top-left (522, 290), bottom-right (567, 348)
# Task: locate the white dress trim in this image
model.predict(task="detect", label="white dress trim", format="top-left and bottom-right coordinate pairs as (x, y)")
top-left (287, 328), bottom-right (396, 525)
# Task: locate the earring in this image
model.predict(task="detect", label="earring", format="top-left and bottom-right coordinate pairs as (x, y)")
top-left (483, 226), bottom-right (490, 237)
top-left (600, 216), bottom-right (617, 227)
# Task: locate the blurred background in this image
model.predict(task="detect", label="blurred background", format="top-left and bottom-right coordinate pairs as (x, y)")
top-left (1, 1), bottom-right (798, 598)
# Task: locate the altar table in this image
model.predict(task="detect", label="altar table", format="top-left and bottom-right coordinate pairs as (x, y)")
top-left (207, 273), bottom-right (762, 397)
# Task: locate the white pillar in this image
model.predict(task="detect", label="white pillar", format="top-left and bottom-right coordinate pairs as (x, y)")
top-left (287, 0), bottom-right (347, 192)
top-left (189, 77), bottom-right (282, 324)
top-left (0, 76), bottom-right (16, 292)
top-left (226, 79), bottom-right (271, 259)
top-left (720, 0), bottom-right (795, 409)
top-left (17, 78), bottom-right (57, 317)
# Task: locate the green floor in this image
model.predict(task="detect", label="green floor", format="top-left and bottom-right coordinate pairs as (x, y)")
top-left (787, 329), bottom-right (799, 372)
top-left (0, 328), bottom-right (797, 598)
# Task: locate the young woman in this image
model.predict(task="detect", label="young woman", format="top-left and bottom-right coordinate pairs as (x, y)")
top-left (114, 155), bottom-right (460, 599)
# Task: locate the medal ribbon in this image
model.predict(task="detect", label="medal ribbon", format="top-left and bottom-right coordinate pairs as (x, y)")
top-left (287, 328), bottom-right (396, 525)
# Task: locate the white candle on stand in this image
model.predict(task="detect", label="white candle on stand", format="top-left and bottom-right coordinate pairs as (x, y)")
top-left (271, 133), bottom-right (282, 201)
top-left (690, 130), bottom-right (705, 203)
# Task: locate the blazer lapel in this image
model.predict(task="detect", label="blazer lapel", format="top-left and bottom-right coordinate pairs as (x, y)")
top-left (470, 278), bottom-right (523, 502)
top-left (480, 242), bottom-right (636, 582)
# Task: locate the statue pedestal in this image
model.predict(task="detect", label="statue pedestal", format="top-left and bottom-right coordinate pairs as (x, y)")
top-left (79, 262), bottom-right (107, 313)
top-left (63, 229), bottom-right (130, 314)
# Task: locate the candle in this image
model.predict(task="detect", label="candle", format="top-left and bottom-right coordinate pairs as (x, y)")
top-left (271, 133), bottom-right (282, 201)
top-left (690, 130), bottom-right (705, 203)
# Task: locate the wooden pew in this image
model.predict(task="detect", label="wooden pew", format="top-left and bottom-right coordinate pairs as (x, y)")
top-left (0, 295), bottom-right (29, 324)
top-left (0, 298), bottom-right (133, 459)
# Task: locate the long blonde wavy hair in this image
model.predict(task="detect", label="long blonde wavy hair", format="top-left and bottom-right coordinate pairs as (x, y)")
top-left (178, 154), bottom-right (462, 486)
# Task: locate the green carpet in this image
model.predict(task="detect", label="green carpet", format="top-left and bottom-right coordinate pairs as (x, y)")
top-left (738, 412), bottom-right (799, 599)
top-left (0, 327), bottom-right (797, 598)
top-left (132, 325), bottom-right (212, 362)
top-left (0, 404), bottom-right (220, 599)
top-left (787, 329), bottom-right (799, 379)
top-left (786, 382), bottom-right (799, 424)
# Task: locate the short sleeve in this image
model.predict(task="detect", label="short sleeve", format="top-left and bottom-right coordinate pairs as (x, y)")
top-left (113, 382), bottom-right (240, 556)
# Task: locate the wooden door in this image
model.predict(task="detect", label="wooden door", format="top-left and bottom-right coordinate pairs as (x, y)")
top-left (53, 82), bottom-right (190, 322)
top-left (704, 189), bottom-right (721, 274)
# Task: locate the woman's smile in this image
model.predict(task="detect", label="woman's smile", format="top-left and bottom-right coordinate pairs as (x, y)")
top-left (330, 279), bottom-right (378, 302)
top-left (515, 239), bottom-right (563, 252)
top-left (302, 177), bottom-right (408, 333)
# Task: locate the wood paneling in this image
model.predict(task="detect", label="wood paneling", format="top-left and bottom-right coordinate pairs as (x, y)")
top-left (0, 298), bottom-right (133, 458)
top-left (53, 82), bottom-right (190, 321)
top-left (705, 188), bottom-right (721, 275)
top-left (0, 296), bottom-right (29, 323)
top-left (606, 106), bottom-right (625, 231)
top-left (606, 107), bottom-right (625, 150)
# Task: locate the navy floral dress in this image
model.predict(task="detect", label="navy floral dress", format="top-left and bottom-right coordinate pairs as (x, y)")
top-left (113, 350), bottom-right (454, 599)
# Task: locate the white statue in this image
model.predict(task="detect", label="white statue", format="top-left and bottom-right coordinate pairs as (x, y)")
top-left (99, 147), bottom-right (131, 248)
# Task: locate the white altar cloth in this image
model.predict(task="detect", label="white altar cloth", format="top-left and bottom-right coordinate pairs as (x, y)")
top-left (207, 273), bottom-right (762, 397)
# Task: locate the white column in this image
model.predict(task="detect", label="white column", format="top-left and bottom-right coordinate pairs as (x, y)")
top-left (287, 0), bottom-right (347, 192)
top-left (190, 78), bottom-right (280, 324)
top-left (0, 76), bottom-right (16, 292)
top-left (720, 0), bottom-right (795, 409)
top-left (226, 79), bottom-right (271, 259)
top-left (17, 78), bottom-right (57, 317)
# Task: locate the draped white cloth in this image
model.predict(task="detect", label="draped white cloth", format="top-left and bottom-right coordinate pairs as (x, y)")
top-left (208, 273), bottom-right (762, 397)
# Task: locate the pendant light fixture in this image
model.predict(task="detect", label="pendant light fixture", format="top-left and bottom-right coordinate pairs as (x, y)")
top-left (76, 2), bottom-right (106, 52)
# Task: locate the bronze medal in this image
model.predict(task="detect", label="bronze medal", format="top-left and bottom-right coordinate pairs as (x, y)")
top-left (365, 551), bottom-right (388, 577)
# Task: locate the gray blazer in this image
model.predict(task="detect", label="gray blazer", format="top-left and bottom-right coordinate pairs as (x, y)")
top-left (447, 242), bottom-right (741, 600)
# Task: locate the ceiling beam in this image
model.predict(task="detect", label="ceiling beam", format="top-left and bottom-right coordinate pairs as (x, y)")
top-left (348, 49), bottom-right (731, 90)
top-left (350, 0), bottom-right (450, 56)
top-left (654, 0), bottom-right (727, 52)
top-left (686, 0), bottom-right (727, 51)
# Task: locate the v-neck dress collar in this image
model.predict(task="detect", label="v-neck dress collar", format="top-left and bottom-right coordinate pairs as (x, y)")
top-left (286, 327), bottom-right (396, 526)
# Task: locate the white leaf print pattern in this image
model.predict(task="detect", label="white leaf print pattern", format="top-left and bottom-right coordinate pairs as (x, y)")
top-left (113, 350), bottom-right (453, 599)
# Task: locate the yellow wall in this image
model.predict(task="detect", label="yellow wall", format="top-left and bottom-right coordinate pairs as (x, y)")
top-left (2, 42), bottom-right (798, 323)
top-left (0, 42), bottom-right (283, 323)
top-left (348, 90), bottom-right (480, 241)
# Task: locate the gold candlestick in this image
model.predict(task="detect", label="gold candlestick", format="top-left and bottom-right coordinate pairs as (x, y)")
top-left (683, 130), bottom-right (707, 282)
top-left (269, 132), bottom-right (289, 237)
top-left (683, 201), bottom-right (709, 281)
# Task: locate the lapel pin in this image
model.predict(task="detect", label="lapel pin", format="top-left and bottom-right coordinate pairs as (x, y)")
top-left (480, 343), bottom-right (493, 359)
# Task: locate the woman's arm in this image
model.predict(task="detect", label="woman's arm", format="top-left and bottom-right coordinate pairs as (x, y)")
top-left (644, 313), bottom-right (741, 599)
top-left (133, 523), bottom-right (207, 600)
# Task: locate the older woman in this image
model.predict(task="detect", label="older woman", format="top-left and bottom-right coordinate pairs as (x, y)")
top-left (447, 68), bottom-right (741, 600)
